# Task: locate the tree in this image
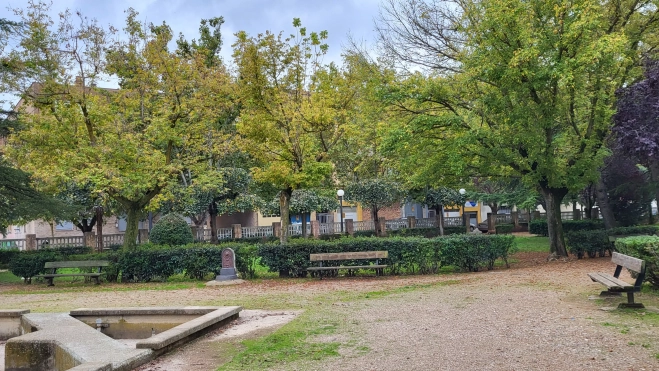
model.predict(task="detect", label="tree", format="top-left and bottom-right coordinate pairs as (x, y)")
top-left (53, 181), bottom-right (113, 233)
top-left (233, 19), bottom-right (357, 243)
top-left (6, 4), bottom-right (232, 249)
top-left (345, 179), bottom-right (402, 236)
top-left (470, 178), bottom-right (537, 215)
top-left (613, 59), bottom-right (659, 207)
top-left (601, 153), bottom-right (655, 227)
top-left (413, 187), bottom-right (465, 235)
top-left (376, 0), bottom-right (659, 256)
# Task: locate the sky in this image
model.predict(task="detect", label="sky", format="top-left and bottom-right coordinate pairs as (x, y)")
top-left (1, 0), bottom-right (382, 65)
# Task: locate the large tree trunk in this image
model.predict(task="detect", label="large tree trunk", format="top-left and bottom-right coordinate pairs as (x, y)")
top-left (75, 216), bottom-right (97, 233)
top-left (208, 202), bottom-right (218, 244)
top-left (96, 207), bottom-right (103, 252)
top-left (436, 206), bottom-right (444, 236)
top-left (279, 188), bottom-right (292, 244)
top-left (301, 213), bottom-right (308, 238)
top-left (123, 205), bottom-right (143, 250)
top-left (372, 206), bottom-right (380, 237)
top-left (595, 176), bottom-right (617, 229)
top-left (539, 184), bottom-right (569, 258)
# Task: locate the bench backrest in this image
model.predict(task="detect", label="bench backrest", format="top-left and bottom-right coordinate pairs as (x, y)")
top-left (44, 260), bottom-right (110, 269)
top-left (611, 252), bottom-right (644, 273)
top-left (310, 251), bottom-right (388, 262)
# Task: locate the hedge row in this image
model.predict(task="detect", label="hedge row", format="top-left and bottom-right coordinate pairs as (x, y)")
top-left (564, 226), bottom-right (658, 259)
top-left (258, 235), bottom-right (516, 276)
top-left (529, 219), bottom-right (605, 236)
top-left (615, 236), bottom-right (659, 288)
top-left (8, 243), bottom-right (258, 284)
top-left (6, 235), bottom-right (516, 283)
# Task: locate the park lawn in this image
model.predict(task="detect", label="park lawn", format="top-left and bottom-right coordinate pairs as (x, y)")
top-left (515, 236), bottom-right (549, 253)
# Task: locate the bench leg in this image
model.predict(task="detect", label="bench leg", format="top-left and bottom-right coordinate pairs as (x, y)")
top-left (618, 292), bottom-right (644, 309)
top-left (47, 278), bottom-right (54, 287)
top-left (94, 276), bottom-right (100, 285)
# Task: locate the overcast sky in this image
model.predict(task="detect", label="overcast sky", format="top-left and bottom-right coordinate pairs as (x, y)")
top-left (1, 0), bottom-right (382, 65)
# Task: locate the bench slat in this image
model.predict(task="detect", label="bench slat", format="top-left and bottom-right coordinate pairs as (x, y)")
top-left (36, 273), bottom-right (103, 278)
top-left (44, 261), bottom-right (110, 269)
top-left (611, 252), bottom-right (644, 273)
top-left (588, 272), bottom-right (633, 290)
top-left (310, 251), bottom-right (388, 261)
top-left (307, 265), bottom-right (388, 271)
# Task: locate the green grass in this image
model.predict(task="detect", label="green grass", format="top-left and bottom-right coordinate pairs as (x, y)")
top-left (514, 236), bottom-right (549, 253)
top-left (0, 270), bottom-right (22, 284)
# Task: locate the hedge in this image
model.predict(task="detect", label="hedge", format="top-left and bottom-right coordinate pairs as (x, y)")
top-left (257, 235), bottom-right (516, 276)
top-left (614, 236), bottom-right (659, 288)
top-left (495, 224), bottom-right (514, 234)
top-left (607, 226), bottom-right (658, 236)
top-left (565, 230), bottom-right (609, 259)
top-left (529, 219), bottom-right (605, 236)
top-left (8, 250), bottom-right (62, 283)
top-left (0, 248), bottom-right (20, 269)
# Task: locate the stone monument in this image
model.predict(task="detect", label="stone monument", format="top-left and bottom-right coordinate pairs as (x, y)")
top-left (216, 248), bottom-right (238, 281)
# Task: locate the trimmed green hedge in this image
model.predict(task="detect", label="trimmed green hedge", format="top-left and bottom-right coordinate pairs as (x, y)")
top-left (615, 236), bottom-right (659, 288)
top-left (257, 235), bottom-right (516, 276)
top-left (529, 219), bottom-right (605, 236)
top-left (607, 226), bottom-right (658, 236)
top-left (0, 249), bottom-right (20, 269)
top-left (149, 214), bottom-right (194, 246)
top-left (565, 230), bottom-right (609, 259)
top-left (8, 250), bottom-right (61, 283)
top-left (495, 224), bottom-right (514, 234)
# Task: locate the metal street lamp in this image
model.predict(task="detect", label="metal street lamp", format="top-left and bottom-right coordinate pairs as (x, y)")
top-left (337, 189), bottom-right (345, 233)
top-left (459, 188), bottom-right (467, 231)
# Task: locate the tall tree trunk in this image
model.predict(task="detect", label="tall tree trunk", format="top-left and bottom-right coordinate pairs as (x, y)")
top-left (96, 207), bottom-right (103, 252)
top-left (208, 202), bottom-right (218, 244)
top-left (279, 188), bottom-right (292, 244)
top-left (539, 184), bottom-right (569, 258)
top-left (436, 205), bottom-right (444, 236)
top-left (372, 206), bottom-right (380, 237)
top-left (595, 176), bottom-right (617, 229)
top-left (123, 205), bottom-right (143, 250)
top-left (301, 213), bottom-right (308, 238)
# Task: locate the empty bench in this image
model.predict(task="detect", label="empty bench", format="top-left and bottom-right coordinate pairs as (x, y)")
top-left (588, 252), bottom-right (646, 308)
top-left (307, 251), bottom-right (388, 279)
top-left (36, 260), bottom-right (109, 286)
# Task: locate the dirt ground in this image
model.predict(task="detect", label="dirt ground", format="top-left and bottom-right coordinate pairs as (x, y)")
top-left (2, 252), bottom-right (659, 370)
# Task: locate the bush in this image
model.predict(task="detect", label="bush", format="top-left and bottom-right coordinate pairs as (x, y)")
top-left (607, 226), bottom-right (658, 236)
top-left (529, 219), bottom-right (605, 236)
top-left (495, 224), bottom-right (514, 234)
top-left (118, 245), bottom-right (185, 282)
top-left (40, 245), bottom-right (92, 257)
top-left (8, 250), bottom-right (62, 284)
top-left (257, 235), bottom-right (517, 276)
top-left (565, 230), bottom-right (610, 259)
top-left (615, 236), bottom-right (659, 288)
top-left (149, 214), bottom-right (194, 246)
top-left (0, 248), bottom-right (20, 269)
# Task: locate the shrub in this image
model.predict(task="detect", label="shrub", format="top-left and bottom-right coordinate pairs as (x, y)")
top-left (529, 219), bottom-right (605, 236)
top-left (495, 224), bottom-right (514, 235)
top-left (257, 235), bottom-right (516, 276)
top-left (118, 245), bottom-right (185, 282)
top-left (439, 234), bottom-right (517, 272)
top-left (565, 230), bottom-right (610, 259)
top-left (40, 245), bottom-right (92, 257)
top-left (607, 226), bottom-right (658, 236)
top-left (8, 250), bottom-right (62, 283)
top-left (0, 248), bottom-right (20, 269)
top-left (615, 236), bottom-right (659, 288)
top-left (149, 214), bottom-right (194, 246)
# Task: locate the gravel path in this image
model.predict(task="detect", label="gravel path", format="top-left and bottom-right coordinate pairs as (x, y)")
top-left (1, 253), bottom-right (658, 370)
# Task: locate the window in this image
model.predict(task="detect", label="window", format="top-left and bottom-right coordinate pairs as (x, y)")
top-left (428, 210), bottom-right (436, 218)
top-left (56, 221), bottom-right (75, 230)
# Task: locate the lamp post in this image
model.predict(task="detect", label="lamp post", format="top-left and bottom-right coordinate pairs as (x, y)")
top-left (337, 189), bottom-right (345, 233)
top-left (459, 188), bottom-right (467, 231)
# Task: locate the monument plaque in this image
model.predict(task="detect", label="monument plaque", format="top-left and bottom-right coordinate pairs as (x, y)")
top-left (216, 248), bottom-right (238, 281)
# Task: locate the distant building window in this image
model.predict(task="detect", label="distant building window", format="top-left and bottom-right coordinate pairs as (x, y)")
top-left (428, 210), bottom-right (436, 218)
top-left (117, 218), bottom-right (127, 232)
top-left (56, 221), bottom-right (75, 231)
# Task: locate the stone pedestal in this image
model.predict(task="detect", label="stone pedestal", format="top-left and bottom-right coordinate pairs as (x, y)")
top-left (25, 234), bottom-right (37, 251)
top-left (407, 216), bottom-right (416, 229)
top-left (232, 224), bottom-right (242, 239)
top-left (345, 219), bottom-right (354, 236)
top-left (272, 222), bottom-right (281, 238)
top-left (138, 229), bottom-right (149, 244)
top-left (377, 217), bottom-right (387, 237)
top-left (216, 248), bottom-right (238, 281)
top-left (310, 220), bottom-right (320, 238)
top-left (83, 232), bottom-right (96, 249)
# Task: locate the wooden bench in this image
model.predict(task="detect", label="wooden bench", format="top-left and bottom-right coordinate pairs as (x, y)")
top-left (588, 252), bottom-right (646, 308)
top-left (36, 260), bottom-right (109, 286)
top-left (307, 251), bottom-right (388, 279)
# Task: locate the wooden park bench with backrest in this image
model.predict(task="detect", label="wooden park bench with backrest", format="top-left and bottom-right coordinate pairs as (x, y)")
top-left (35, 260), bottom-right (109, 286)
top-left (307, 251), bottom-right (388, 279)
top-left (588, 252), bottom-right (646, 308)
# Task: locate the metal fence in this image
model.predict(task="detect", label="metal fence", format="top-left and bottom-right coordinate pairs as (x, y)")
top-left (354, 220), bottom-right (375, 231)
top-left (416, 218), bottom-right (437, 228)
top-left (240, 226), bottom-right (271, 239)
top-left (217, 228), bottom-right (234, 240)
top-left (495, 214), bottom-right (512, 224)
top-left (385, 219), bottom-right (407, 231)
top-left (444, 217), bottom-right (463, 227)
top-left (0, 239), bottom-right (25, 250)
top-left (102, 234), bottom-right (124, 247)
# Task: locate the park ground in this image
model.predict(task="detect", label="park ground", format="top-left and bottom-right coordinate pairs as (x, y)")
top-left (2, 236), bottom-right (659, 370)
